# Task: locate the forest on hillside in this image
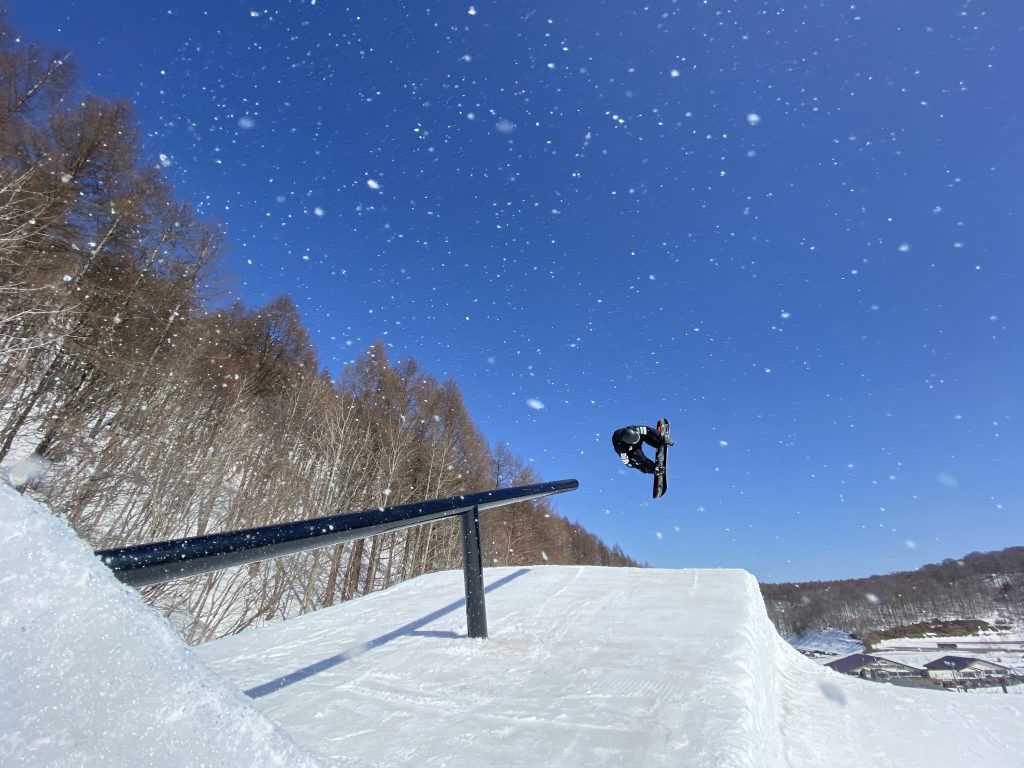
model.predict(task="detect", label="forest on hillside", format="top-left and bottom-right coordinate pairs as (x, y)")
top-left (0, 18), bottom-right (637, 644)
top-left (761, 546), bottom-right (1024, 639)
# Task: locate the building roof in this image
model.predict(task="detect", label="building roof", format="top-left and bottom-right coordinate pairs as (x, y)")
top-left (923, 656), bottom-right (1010, 673)
top-left (826, 653), bottom-right (875, 673)
top-left (826, 654), bottom-right (922, 674)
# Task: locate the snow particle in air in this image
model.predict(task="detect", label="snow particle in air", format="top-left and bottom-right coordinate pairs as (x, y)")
top-left (670, 69), bottom-right (680, 78)
top-left (904, 539), bottom-right (917, 549)
top-left (526, 398), bottom-right (545, 410)
top-left (468, 5), bottom-right (477, 15)
top-left (7, 454), bottom-right (49, 488)
top-left (719, 440), bottom-right (729, 447)
top-left (746, 113), bottom-right (762, 126)
top-left (158, 154), bottom-right (172, 168)
top-left (238, 117), bottom-right (255, 129)
top-left (936, 472), bottom-right (958, 488)
top-left (313, 207), bottom-right (325, 217)
top-left (898, 242), bottom-right (911, 253)
top-left (495, 119), bottom-right (516, 134)
top-left (367, 179), bottom-right (380, 190)
top-left (864, 593), bottom-right (880, 604)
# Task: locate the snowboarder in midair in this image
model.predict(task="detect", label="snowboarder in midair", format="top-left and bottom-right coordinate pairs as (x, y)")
top-left (612, 425), bottom-right (673, 475)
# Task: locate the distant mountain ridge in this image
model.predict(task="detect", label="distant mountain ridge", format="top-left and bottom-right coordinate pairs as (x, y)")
top-left (760, 546), bottom-right (1024, 639)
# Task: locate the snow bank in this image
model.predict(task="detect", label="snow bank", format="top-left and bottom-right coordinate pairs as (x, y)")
top-left (0, 484), bottom-right (322, 768)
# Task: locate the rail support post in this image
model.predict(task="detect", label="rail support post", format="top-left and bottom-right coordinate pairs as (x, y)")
top-left (460, 504), bottom-right (488, 639)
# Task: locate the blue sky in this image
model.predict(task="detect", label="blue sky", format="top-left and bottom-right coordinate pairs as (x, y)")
top-left (10, 0), bottom-right (1022, 582)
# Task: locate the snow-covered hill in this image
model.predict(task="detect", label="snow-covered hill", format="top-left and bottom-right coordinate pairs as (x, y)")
top-left (3, 484), bottom-right (1024, 767)
top-left (786, 628), bottom-right (865, 656)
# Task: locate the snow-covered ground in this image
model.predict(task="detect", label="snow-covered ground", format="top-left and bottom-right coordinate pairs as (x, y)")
top-left (4, 483), bottom-right (1024, 767)
top-left (786, 628), bottom-right (864, 656)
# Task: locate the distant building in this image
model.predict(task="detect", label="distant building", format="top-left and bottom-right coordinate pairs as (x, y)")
top-left (923, 656), bottom-right (1012, 684)
top-left (825, 654), bottom-right (923, 681)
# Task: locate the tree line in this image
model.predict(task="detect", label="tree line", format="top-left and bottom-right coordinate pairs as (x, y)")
top-left (0, 16), bottom-right (637, 644)
top-left (761, 546), bottom-right (1024, 639)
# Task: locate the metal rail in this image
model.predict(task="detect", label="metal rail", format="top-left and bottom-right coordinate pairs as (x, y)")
top-left (96, 478), bottom-right (579, 638)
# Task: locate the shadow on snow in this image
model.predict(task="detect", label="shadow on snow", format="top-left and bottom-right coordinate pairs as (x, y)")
top-left (244, 568), bottom-right (532, 699)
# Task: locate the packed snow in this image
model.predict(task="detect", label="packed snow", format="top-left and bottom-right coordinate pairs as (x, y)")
top-left (0, 484), bottom-right (322, 768)
top-left (3, 484), bottom-right (1024, 767)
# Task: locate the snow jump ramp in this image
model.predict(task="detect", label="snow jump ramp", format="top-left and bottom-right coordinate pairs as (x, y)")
top-left (197, 566), bottom-right (1024, 768)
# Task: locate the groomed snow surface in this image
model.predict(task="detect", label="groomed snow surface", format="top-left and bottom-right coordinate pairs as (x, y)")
top-left (3, 484), bottom-right (1023, 767)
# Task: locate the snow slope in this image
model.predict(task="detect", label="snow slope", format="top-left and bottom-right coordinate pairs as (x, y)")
top-left (199, 567), bottom-right (1024, 768)
top-left (0, 484), bottom-right (322, 768)
top-left (3, 484), bottom-right (1024, 767)
top-left (786, 628), bottom-right (864, 656)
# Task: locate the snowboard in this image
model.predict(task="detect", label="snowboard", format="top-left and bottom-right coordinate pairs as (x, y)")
top-left (653, 418), bottom-right (670, 499)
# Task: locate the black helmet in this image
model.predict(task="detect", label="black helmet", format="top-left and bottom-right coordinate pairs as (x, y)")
top-left (620, 427), bottom-right (640, 445)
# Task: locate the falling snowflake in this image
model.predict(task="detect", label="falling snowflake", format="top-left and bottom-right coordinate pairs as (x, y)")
top-left (746, 113), bottom-right (762, 126)
top-left (526, 398), bottom-right (545, 410)
top-left (7, 454), bottom-right (49, 488)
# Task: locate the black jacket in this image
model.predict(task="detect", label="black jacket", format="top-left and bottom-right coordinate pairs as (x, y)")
top-left (611, 425), bottom-right (664, 473)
